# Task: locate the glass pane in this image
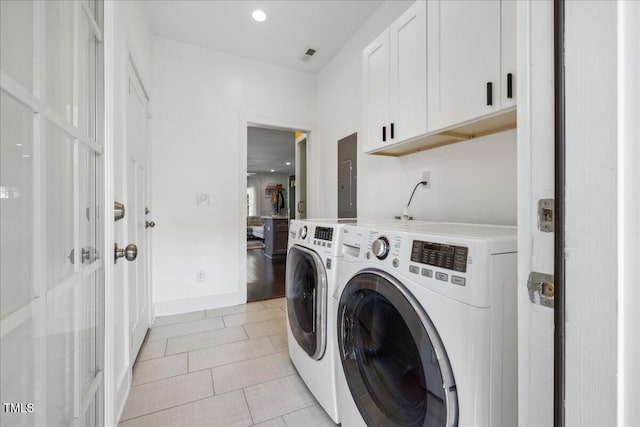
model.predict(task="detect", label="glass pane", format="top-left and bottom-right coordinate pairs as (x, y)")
top-left (0, 0), bottom-right (33, 91)
top-left (45, 122), bottom-right (74, 288)
top-left (85, 0), bottom-right (97, 21)
top-left (0, 93), bottom-right (34, 319)
top-left (47, 288), bottom-right (76, 426)
top-left (45, 0), bottom-right (74, 122)
top-left (0, 320), bottom-right (35, 427)
top-left (285, 249), bottom-right (318, 357)
top-left (78, 145), bottom-right (96, 265)
top-left (78, 273), bottom-right (97, 395)
top-left (78, 17), bottom-right (96, 140)
top-left (339, 273), bottom-right (449, 426)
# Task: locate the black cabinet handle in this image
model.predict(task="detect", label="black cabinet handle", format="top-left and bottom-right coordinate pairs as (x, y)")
top-left (390, 123), bottom-right (395, 139)
top-left (382, 126), bottom-right (386, 142)
top-left (507, 73), bottom-right (513, 99)
top-left (487, 82), bottom-right (493, 106)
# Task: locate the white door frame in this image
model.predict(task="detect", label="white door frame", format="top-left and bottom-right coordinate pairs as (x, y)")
top-left (237, 114), bottom-right (316, 302)
top-left (102, 2), bottom-right (116, 425)
top-left (516, 2), bottom-right (555, 426)
top-left (295, 133), bottom-right (307, 219)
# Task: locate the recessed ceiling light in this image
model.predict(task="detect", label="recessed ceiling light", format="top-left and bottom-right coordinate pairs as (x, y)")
top-left (252, 10), bottom-right (267, 22)
top-left (270, 169), bottom-right (275, 172)
top-left (285, 162), bottom-right (291, 166)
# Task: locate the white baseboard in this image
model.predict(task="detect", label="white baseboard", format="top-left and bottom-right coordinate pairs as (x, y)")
top-left (153, 291), bottom-right (246, 317)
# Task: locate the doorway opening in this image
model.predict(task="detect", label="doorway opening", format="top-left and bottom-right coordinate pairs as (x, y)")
top-left (245, 125), bottom-right (308, 303)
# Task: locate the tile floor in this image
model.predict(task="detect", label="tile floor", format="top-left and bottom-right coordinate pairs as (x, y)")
top-left (120, 298), bottom-right (338, 427)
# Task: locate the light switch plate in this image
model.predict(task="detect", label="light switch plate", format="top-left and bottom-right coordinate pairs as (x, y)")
top-left (197, 193), bottom-right (210, 206)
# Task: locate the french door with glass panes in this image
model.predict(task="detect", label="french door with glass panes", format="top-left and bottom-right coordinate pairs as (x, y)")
top-left (1, 1), bottom-right (105, 426)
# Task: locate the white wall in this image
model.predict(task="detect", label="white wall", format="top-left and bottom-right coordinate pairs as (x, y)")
top-left (247, 174), bottom-right (290, 216)
top-left (151, 37), bottom-right (315, 315)
top-left (316, 1), bottom-right (517, 224)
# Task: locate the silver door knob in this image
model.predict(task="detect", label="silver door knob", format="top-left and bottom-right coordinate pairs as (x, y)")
top-left (114, 243), bottom-right (138, 263)
top-left (145, 220), bottom-right (156, 229)
top-left (69, 247), bottom-right (98, 264)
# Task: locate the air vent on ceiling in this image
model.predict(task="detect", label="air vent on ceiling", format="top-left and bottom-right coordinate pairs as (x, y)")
top-left (300, 48), bottom-right (317, 62)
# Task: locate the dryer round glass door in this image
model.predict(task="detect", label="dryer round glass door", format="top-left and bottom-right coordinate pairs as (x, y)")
top-left (338, 271), bottom-right (458, 427)
top-left (285, 245), bottom-right (327, 360)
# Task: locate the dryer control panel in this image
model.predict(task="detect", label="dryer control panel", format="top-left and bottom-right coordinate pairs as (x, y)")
top-left (410, 241), bottom-right (468, 273)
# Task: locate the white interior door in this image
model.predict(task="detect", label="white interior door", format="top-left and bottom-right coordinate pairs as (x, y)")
top-left (126, 64), bottom-right (150, 363)
top-left (1, 1), bottom-right (105, 425)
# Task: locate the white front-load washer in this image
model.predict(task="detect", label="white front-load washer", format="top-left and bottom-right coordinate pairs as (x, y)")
top-left (334, 221), bottom-right (517, 427)
top-left (286, 219), bottom-right (357, 423)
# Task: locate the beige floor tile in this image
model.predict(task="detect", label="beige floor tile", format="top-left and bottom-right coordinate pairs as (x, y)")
top-left (253, 418), bottom-right (286, 427)
top-left (189, 337), bottom-right (277, 371)
top-left (211, 351), bottom-right (295, 394)
top-left (121, 370), bottom-right (214, 421)
top-left (244, 374), bottom-right (316, 423)
top-left (282, 404), bottom-right (337, 426)
top-left (154, 310), bottom-right (205, 327)
top-left (261, 298), bottom-right (286, 310)
top-left (165, 325), bottom-right (247, 355)
top-left (148, 317), bottom-right (225, 341)
top-left (119, 390), bottom-right (252, 427)
top-left (137, 340), bottom-right (166, 361)
top-left (243, 318), bottom-right (287, 339)
top-left (205, 301), bottom-right (266, 318)
top-left (223, 308), bottom-right (285, 327)
top-left (131, 354), bottom-right (188, 386)
top-left (267, 333), bottom-right (288, 352)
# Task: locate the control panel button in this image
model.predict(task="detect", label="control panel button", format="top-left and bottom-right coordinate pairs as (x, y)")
top-left (392, 258), bottom-right (399, 268)
top-left (451, 276), bottom-right (466, 286)
top-left (409, 265), bottom-right (419, 274)
top-left (421, 268), bottom-right (433, 278)
top-left (435, 272), bottom-right (448, 282)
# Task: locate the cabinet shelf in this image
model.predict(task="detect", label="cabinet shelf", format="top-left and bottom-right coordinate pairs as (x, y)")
top-left (368, 107), bottom-right (516, 157)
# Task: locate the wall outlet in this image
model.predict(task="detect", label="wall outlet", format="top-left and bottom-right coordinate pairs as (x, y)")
top-left (422, 171), bottom-right (432, 189)
top-left (197, 270), bottom-right (205, 282)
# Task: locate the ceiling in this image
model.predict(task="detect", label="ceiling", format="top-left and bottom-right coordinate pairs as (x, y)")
top-left (247, 127), bottom-right (296, 175)
top-left (144, 0), bottom-right (384, 73)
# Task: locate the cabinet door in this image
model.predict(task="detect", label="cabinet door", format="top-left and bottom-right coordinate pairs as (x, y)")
top-left (427, 0), bottom-right (501, 131)
top-left (362, 29), bottom-right (390, 152)
top-left (501, 0), bottom-right (516, 108)
top-left (390, 0), bottom-right (427, 142)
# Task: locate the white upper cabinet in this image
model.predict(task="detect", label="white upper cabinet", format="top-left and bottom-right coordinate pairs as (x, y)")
top-left (362, 29), bottom-right (390, 153)
top-left (427, 0), bottom-right (515, 132)
top-left (363, 1), bottom-right (427, 153)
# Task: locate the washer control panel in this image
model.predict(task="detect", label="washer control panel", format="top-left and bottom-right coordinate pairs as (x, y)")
top-left (410, 240), bottom-right (468, 273)
top-left (314, 226), bottom-right (333, 242)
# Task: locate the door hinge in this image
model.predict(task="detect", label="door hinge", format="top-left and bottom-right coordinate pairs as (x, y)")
top-left (538, 199), bottom-right (554, 232)
top-left (527, 272), bottom-right (554, 308)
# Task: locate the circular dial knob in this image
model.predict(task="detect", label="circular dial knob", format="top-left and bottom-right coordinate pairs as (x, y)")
top-left (371, 236), bottom-right (390, 260)
top-left (299, 225), bottom-right (308, 239)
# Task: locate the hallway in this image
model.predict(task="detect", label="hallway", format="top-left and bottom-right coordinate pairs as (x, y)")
top-left (120, 298), bottom-right (336, 426)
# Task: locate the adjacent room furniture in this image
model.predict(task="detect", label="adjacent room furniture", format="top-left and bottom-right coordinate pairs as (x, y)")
top-left (264, 216), bottom-right (289, 258)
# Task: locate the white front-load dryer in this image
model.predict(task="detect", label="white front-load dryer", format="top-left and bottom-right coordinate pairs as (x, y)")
top-left (286, 219), bottom-right (356, 423)
top-left (334, 221), bottom-right (517, 427)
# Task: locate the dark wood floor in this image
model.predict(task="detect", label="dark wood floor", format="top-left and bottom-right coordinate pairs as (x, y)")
top-left (246, 247), bottom-right (286, 302)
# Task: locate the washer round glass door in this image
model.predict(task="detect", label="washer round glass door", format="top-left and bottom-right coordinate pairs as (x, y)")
top-left (338, 271), bottom-right (458, 426)
top-left (286, 245), bottom-right (327, 360)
